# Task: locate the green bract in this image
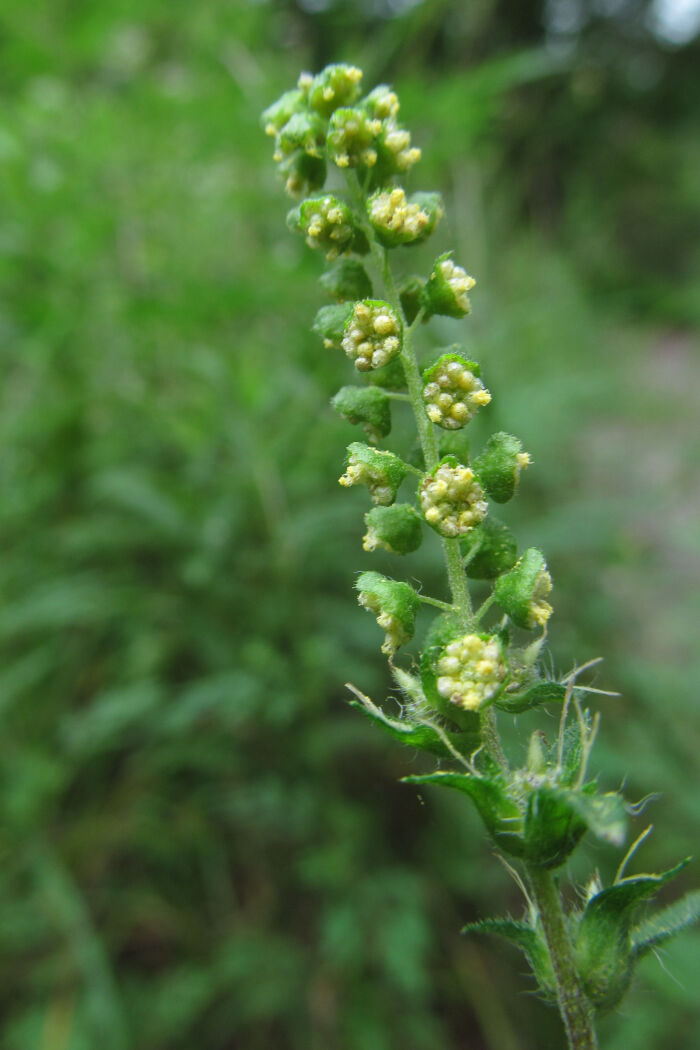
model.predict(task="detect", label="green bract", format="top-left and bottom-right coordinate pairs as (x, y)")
top-left (473, 431), bottom-right (530, 503)
top-left (319, 259), bottom-right (373, 301)
top-left (312, 303), bottom-right (354, 349)
top-left (460, 517), bottom-right (518, 580)
top-left (363, 503), bottom-right (422, 555)
top-left (331, 385), bottom-right (391, 442)
top-left (338, 442), bottom-right (408, 505)
top-left (355, 571), bottom-right (420, 654)
top-left (494, 548), bottom-right (553, 630)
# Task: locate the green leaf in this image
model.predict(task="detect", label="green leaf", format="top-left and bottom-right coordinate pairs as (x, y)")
top-left (523, 787), bottom-right (588, 868)
top-left (495, 680), bottom-right (566, 714)
top-left (463, 918), bottom-right (554, 993)
top-left (573, 860), bottom-right (691, 1010)
top-left (631, 889), bottom-right (700, 959)
top-left (402, 772), bottom-right (523, 855)
top-left (348, 698), bottom-right (479, 759)
top-left (564, 789), bottom-right (627, 848)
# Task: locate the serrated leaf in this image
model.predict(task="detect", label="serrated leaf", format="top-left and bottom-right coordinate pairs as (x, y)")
top-left (583, 860), bottom-right (691, 933)
top-left (402, 772), bottom-right (524, 854)
top-left (631, 889), bottom-right (700, 959)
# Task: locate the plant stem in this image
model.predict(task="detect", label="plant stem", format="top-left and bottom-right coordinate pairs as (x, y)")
top-left (527, 866), bottom-right (598, 1050)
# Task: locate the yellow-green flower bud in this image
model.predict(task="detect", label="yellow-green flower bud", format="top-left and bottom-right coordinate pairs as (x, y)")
top-left (288, 196), bottom-right (367, 260)
top-left (473, 432), bottom-right (531, 503)
top-left (419, 457), bottom-right (488, 537)
top-left (328, 107), bottom-right (382, 169)
top-left (320, 260), bottom-right (373, 302)
top-left (494, 548), bottom-right (553, 630)
top-left (363, 504), bottom-right (422, 555)
top-left (435, 633), bottom-right (507, 711)
top-left (355, 570), bottom-right (420, 655)
top-left (459, 517), bottom-right (518, 580)
top-left (367, 188), bottom-right (443, 248)
top-left (342, 300), bottom-right (402, 372)
top-left (362, 84), bottom-right (400, 121)
top-left (422, 252), bottom-right (476, 318)
top-left (308, 64), bottom-right (363, 117)
top-left (339, 442), bottom-right (408, 505)
top-left (275, 111), bottom-right (326, 161)
top-left (261, 88), bottom-right (307, 138)
top-left (375, 123), bottom-right (421, 176)
top-left (312, 303), bottom-right (354, 349)
top-left (422, 354), bottom-right (491, 430)
top-left (331, 385), bottom-right (391, 442)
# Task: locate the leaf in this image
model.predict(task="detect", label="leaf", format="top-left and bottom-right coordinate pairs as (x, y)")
top-left (573, 859), bottom-right (692, 1010)
top-left (463, 918), bottom-right (554, 992)
top-left (402, 772), bottom-right (524, 855)
top-left (523, 788), bottom-right (588, 869)
top-left (495, 680), bottom-right (567, 714)
top-left (349, 698), bottom-right (479, 759)
top-left (631, 889), bottom-right (700, 959)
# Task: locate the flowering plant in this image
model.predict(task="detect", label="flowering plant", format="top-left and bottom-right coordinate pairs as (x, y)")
top-left (262, 64), bottom-right (698, 1050)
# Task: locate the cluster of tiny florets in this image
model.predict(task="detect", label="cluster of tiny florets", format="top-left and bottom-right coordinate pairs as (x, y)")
top-left (301, 197), bottom-right (354, 259)
top-left (369, 188), bottom-right (430, 240)
top-left (342, 301), bottom-right (402, 371)
top-left (419, 462), bottom-right (488, 536)
top-left (423, 361), bottom-right (491, 429)
top-left (439, 258), bottom-right (475, 312)
top-left (436, 634), bottom-right (506, 710)
top-left (328, 109), bottom-right (382, 168)
top-left (357, 590), bottom-right (408, 655)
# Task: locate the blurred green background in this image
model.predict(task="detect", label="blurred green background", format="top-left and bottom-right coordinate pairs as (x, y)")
top-left (0, 1), bottom-right (698, 1048)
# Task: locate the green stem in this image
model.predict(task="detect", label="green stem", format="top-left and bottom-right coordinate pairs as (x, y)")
top-left (480, 707), bottom-right (508, 773)
top-left (527, 867), bottom-right (599, 1050)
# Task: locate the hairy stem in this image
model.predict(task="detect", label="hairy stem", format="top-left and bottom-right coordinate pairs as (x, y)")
top-left (528, 867), bottom-right (598, 1050)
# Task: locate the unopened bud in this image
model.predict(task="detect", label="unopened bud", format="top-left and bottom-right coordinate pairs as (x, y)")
top-left (312, 303), bottom-right (354, 349)
top-left (339, 442), bottom-right (408, 505)
top-left (328, 107), bottom-right (382, 169)
top-left (460, 517), bottom-right (518, 580)
top-left (494, 548), bottom-right (553, 630)
top-left (422, 252), bottom-right (476, 318)
top-left (308, 64), bottom-right (363, 117)
top-left (355, 570), bottom-right (420, 655)
top-left (320, 260), bottom-right (373, 302)
top-left (363, 503), bottom-right (422, 555)
top-left (473, 432), bottom-right (531, 503)
top-left (288, 196), bottom-right (367, 260)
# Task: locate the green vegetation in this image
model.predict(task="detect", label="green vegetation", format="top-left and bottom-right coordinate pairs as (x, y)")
top-left (0, 3), bottom-right (698, 1049)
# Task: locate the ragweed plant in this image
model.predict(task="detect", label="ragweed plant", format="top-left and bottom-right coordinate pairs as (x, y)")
top-left (262, 65), bottom-right (699, 1050)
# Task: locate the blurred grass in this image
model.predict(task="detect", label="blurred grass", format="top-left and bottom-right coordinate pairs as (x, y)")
top-left (0, 2), bottom-right (698, 1048)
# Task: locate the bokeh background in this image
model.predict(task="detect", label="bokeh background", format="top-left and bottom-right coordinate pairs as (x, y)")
top-left (1, 1), bottom-right (699, 1048)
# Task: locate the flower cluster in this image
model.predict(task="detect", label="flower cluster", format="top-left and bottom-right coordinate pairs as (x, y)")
top-left (262, 66), bottom-right (697, 1045)
top-left (419, 460), bottom-right (488, 537)
top-left (422, 354), bottom-right (491, 429)
top-left (342, 300), bottom-right (402, 371)
top-left (436, 634), bottom-right (507, 711)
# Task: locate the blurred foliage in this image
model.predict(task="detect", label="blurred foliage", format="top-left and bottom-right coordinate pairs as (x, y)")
top-left (0, 1), bottom-right (698, 1048)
